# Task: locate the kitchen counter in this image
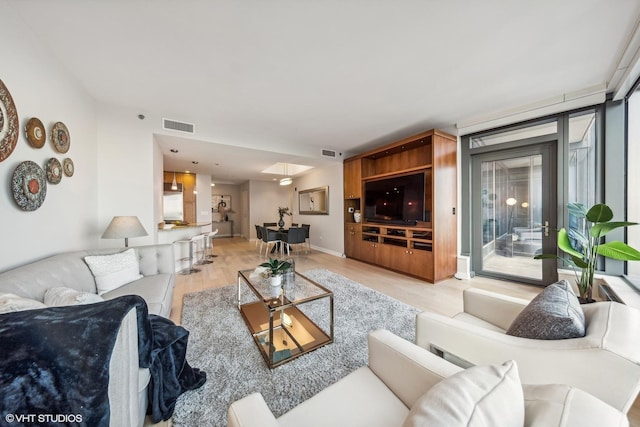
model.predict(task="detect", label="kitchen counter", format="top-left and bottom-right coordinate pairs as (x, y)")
top-left (158, 222), bottom-right (211, 231)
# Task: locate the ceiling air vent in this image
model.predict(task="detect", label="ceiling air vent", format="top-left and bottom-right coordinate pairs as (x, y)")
top-left (321, 148), bottom-right (337, 158)
top-left (162, 118), bottom-right (195, 134)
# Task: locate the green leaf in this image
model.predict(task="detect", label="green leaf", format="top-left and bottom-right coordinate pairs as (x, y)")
top-left (590, 221), bottom-right (638, 238)
top-left (570, 255), bottom-right (588, 268)
top-left (596, 242), bottom-right (640, 261)
top-left (585, 204), bottom-right (613, 223)
top-left (533, 253), bottom-right (560, 260)
top-left (557, 228), bottom-right (584, 259)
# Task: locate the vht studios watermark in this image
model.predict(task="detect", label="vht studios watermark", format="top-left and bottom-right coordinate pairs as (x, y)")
top-left (4, 413), bottom-right (83, 424)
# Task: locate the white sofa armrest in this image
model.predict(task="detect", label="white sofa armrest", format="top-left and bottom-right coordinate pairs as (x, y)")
top-left (462, 288), bottom-right (530, 330)
top-left (415, 305), bottom-right (640, 413)
top-left (367, 329), bottom-right (462, 408)
top-left (227, 392), bottom-right (280, 427)
top-left (108, 307), bottom-right (147, 427)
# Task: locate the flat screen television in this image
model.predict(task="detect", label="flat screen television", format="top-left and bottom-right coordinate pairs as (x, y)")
top-left (364, 172), bottom-right (427, 225)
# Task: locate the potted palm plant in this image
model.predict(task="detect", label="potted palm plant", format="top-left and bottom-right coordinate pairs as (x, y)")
top-left (260, 258), bottom-right (291, 287)
top-left (535, 203), bottom-right (640, 302)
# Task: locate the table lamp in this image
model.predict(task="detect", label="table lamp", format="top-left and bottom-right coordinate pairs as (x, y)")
top-left (102, 216), bottom-right (148, 247)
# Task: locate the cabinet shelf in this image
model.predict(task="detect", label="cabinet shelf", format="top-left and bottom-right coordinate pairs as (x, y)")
top-left (363, 165), bottom-right (432, 181)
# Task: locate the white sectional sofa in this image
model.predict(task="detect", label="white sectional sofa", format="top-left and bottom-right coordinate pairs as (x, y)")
top-left (0, 244), bottom-right (175, 427)
top-left (227, 330), bottom-right (629, 427)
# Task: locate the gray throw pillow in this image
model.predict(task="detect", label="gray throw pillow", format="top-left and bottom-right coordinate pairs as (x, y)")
top-left (506, 280), bottom-right (586, 339)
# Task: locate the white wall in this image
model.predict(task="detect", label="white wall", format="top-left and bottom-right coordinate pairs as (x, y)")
top-left (0, 6), bottom-right (99, 270)
top-left (249, 180), bottom-right (295, 239)
top-left (196, 174), bottom-right (212, 227)
top-left (96, 105), bottom-right (158, 248)
top-left (292, 163), bottom-right (344, 256)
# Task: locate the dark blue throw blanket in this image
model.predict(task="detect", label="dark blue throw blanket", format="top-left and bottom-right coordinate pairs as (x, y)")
top-left (0, 295), bottom-right (206, 426)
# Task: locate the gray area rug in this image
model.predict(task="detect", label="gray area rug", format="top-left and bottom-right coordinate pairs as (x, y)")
top-left (172, 268), bottom-right (420, 426)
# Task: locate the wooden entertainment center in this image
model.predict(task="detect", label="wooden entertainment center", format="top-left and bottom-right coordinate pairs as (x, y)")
top-left (344, 129), bottom-right (457, 282)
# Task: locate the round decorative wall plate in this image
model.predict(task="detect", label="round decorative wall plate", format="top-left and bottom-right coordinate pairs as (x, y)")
top-left (25, 117), bottom-right (46, 148)
top-left (45, 157), bottom-right (62, 184)
top-left (62, 157), bottom-right (74, 177)
top-left (0, 79), bottom-right (19, 162)
top-left (12, 160), bottom-right (47, 211)
top-left (51, 121), bottom-right (70, 153)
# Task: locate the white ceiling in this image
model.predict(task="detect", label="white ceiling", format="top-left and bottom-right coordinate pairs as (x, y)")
top-left (7, 0), bottom-right (640, 183)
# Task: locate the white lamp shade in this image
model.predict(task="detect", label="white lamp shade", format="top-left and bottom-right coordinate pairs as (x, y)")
top-left (102, 216), bottom-right (148, 246)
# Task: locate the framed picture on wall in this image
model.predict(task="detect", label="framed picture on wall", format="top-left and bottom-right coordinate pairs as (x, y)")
top-left (212, 195), bottom-right (231, 212)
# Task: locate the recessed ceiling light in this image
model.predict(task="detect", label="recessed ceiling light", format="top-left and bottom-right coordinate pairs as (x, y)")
top-left (211, 183), bottom-right (215, 187)
top-left (170, 149), bottom-right (178, 153)
top-left (192, 161), bottom-right (199, 164)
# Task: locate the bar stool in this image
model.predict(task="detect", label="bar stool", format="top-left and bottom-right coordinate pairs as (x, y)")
top-left (205, 229), bottom-right (219, 259)
top-left (175, 235), bottom-right (202, 275)
top-left (194, 233), bottom-right (213, 265)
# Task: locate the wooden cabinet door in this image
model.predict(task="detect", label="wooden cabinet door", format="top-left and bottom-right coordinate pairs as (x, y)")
top-left (358, 240), bottom-right (380, 264)
top-left (408, 249), bottom-right (434, 281)
top-left (383, 244), bottom-right (412, 273)
top-left (343, 159), bottom-right (362, 199)
top-left (344, 224), bottom-right (361, 258)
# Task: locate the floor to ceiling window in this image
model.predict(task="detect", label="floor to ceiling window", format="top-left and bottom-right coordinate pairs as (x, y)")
top-left (627, 83), bottom-right (640, 279)
top-left (461, 108), bottom-right (602, 285)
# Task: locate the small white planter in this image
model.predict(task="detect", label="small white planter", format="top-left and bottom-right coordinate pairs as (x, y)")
top-left (268, 274), bottom-right (282, 297)
top-left (268, 274), bottom-right (282, 287)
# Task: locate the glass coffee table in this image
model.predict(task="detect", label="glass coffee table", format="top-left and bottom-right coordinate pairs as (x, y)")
top-left (237, 269), bottom-right (334, 368)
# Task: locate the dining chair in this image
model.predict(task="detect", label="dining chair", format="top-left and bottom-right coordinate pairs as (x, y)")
top-left (260, 226), bottom-right (281, 257)
top-left (255, 225), bottom-right (263, 251)
top-left (282, 227), bottom-right (306, 256)
top-left (301, 224), bottom-right (311, 253)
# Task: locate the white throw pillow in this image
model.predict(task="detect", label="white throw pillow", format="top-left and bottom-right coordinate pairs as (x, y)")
top-left (0, 293), bottom-right (47, 314)
top-left (44, 286), bottom-right (104, 306)
top-left (402, 360), bottom-right (524, 427)
top-left (84, 248), bottom-right (143, 295)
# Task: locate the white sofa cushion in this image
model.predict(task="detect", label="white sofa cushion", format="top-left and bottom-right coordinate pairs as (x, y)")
top-left (278, 367), bottom-right (409, 427)
top-left (44, 286), bottom-right (104, 306)
top-left (0, 293), bottom-right (46, 313)
top-left (507, 280), bottom-right (585, 339)
top-left (523, 383), bottom-right (629, 427)
top-left (402, 360), bottom-right (524, 427)
top-left (84, 248), bottom-right (143, 295)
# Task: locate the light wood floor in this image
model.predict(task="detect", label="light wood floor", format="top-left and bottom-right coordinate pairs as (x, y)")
top-left (168, 237), bottom-right (640, 426)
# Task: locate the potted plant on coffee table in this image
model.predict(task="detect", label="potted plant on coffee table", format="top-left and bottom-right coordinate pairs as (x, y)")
top-left (260, 257), bottom-right (291, 288)
top-left (535, 203), bottom-right (640, 303)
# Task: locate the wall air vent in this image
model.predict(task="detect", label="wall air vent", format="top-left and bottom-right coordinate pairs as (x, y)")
top-left (162, 118), bottom-right (195, 134)
top-left (321, 148), bottom-right (337, 158)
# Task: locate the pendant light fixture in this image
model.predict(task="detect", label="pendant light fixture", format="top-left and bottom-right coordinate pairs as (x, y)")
top-left (280, 163), bottom-right (292, 186)
top-left (171, 171), bottom-right (178, 191)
